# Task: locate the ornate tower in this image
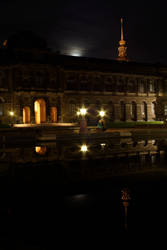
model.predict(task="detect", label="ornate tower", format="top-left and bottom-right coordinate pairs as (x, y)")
top-left (117, 18), bottom-right (128, 61)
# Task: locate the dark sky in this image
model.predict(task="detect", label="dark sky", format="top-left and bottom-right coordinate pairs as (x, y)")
top-left (0, 0), bottom-right (167, 63)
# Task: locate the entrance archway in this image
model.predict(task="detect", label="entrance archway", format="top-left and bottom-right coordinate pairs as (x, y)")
top-left (34, 99), bottom-right (46, 124)
top-left (50, 107), bottom-right (57, 123)
top-left (23, 106), bottom-right (31, 123)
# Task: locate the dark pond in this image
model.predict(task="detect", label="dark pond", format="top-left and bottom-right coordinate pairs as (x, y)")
top-left (2, 137), bottom-right (167, 248)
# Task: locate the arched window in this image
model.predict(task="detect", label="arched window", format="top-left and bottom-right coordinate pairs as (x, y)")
top-left (66, 73), bottom-right (77, 90)
top-left (131, 102), bottom-right (137, 121)
top-left (127, 79), bottom-right (136, 92)
top-left (142, 102), bottom-right (147, 121)
top-left (95, 100), bottom-right (101, 111)
top-left (0, 97), bottom-right (4, 116)
top-left (50, 107), bottom-right (57, 123)
top-left (83, 99), bottom-right (90, 108)
top-left (151, 102), bottom-right (156, 119)
top-left (117, 79), bottom-right (125, 92)
top-left (0, 101), bottom-right (3, 116)
top-left (120, 101), bottom-right (126, 121)
top-left (23, 106), bottom-right (31, 123)
top-left (149, 80), bottom-right (155, 93)
top-left (80, 75), bottom-right (89, 91)
top-left (139, 79), bottom-right (147, 93)
top-left (69, 100), bottom-right (76, 114)
top-left (108, 101), bottom-right (115, 121)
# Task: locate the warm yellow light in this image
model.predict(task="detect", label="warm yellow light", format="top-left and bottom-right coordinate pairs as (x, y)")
top-left (80, 145), bottom-right (88, 152)
top-left (35, 146), bottom-right (47, 155)
top-left (9, 111), bottom-right (14, 116)
top-left (77, 111), bottom-right (81, 116)
top-left (80, 108), bottom-right (87, 116)
top-left (99, 110), bottom-right (105, 117)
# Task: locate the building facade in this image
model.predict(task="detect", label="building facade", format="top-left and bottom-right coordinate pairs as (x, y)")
top-left (0, 30), bottom-right (167, 125)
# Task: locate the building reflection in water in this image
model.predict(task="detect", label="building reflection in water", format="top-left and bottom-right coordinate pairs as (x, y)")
top-left (0, 138), bottom-right (167, 181)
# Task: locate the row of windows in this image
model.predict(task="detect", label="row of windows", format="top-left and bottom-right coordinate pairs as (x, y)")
top-left (66, 81), bottom-right (159, 93)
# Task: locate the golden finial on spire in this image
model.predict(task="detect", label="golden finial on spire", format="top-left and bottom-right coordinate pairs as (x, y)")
top-left (117, 18), bottom-right (128, 61)
top-left (121, 18), bottom-right (124, 41)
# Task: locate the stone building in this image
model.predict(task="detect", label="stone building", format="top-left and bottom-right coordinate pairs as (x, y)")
top-left (0, 26), bottom-right (167, 125)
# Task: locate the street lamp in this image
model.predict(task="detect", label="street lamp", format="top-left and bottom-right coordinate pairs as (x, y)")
top-left (77, 107), bottom-right (88, 134)
top-left (97, 110), bottom-right (106, 131)
top-left (99, 110), bottom-right (105, 118)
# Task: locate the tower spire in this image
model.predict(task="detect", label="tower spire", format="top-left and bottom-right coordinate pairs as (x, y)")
top-left (117, 18), bottom-right (128, 61)
top-left (121, 18), bottom-right (124, 41)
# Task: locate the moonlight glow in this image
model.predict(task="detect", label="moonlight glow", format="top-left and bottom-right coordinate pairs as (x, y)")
top-left (70, 49), bottom-right (82, 57)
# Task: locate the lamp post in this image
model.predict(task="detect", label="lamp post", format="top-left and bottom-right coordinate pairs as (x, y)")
top-left (97, 110), bottom-right (106, 131)
top-left (77, 107), bottom-right (88, 134)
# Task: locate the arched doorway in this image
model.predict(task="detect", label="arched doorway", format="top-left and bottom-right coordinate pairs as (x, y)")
top-left (50, 107), bottom-right (57, 123)
top-left (23, 106), bottom-right (31, 123)
top-left (34, 99), bottom-right (46, 124)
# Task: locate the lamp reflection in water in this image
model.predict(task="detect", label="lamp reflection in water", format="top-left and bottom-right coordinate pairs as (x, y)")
top-left (35, 146), bottom-right (47, 155)
top-left (80, 144), bottom-right (88, 153)
top-left (121, 188), bottom-right (131, 231)
top-left (100, 143), bottom-right (106, 150)
top-left (77, 107), bottom-right (88, 134)
top-left (9, 111), bottom-right (14, 126)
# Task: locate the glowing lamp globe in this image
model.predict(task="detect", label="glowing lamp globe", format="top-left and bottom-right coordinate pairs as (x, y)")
top-left (80, 108), bottom-right (87, 116)
top-left (9, 111), bottom-right (14, 116)
top-left (81, 145), bottom-right (88, 152)
top-left (99, 110), bottom-right (105, 118)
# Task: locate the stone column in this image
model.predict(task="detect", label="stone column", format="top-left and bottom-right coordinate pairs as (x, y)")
top-left (126, 103), bottom-right (132, 122)
top-left (137, 103), bottom-right (143, 121)
top-left (147, 103), bottom-right (152, 121)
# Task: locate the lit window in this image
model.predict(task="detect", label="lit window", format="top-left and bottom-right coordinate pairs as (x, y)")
top-left (164, 105), bottom-right (167, 116)
top-left (0, 103), bottom-right (3, 116)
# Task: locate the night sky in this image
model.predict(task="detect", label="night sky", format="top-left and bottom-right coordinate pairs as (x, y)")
top-left (1, 0), bottom-right (167, 64)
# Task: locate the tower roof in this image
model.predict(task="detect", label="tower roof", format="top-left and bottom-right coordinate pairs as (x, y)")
top-left (117, 18), bottom-right (128, 61)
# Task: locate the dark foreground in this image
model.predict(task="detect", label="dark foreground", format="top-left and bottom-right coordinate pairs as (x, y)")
top-left (5, 170), bottom-right (167, 249)
top-left (2, 135), bottom-right (167, 248)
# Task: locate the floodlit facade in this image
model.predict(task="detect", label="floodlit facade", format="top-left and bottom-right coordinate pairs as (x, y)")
top-left (0, 29), bottom-right (167, 125)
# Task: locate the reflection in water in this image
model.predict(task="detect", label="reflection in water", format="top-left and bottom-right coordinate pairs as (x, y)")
top-left (4, 136), bottom-right (167, 247)
top-left (80, 144), bottom-right (88, 153)
top-left (35, 146), bottom-right (47, 155)
top-left (121, 188), bottom-right (131, 231)
top-left (0, 138), bottom-right (167, 182)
